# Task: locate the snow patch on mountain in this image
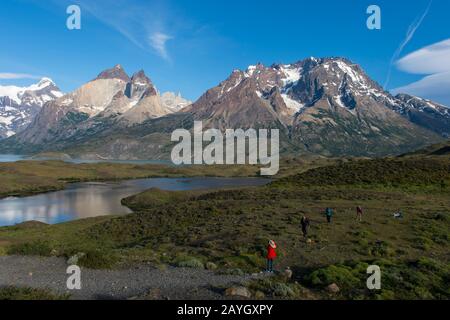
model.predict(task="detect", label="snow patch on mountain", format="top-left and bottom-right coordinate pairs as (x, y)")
top-left (0, 115), bottom-right (15, 125)
top-left (245, 65), bottom-right (257, 77)
top-left (0, 87), bottom-right (23, 104)
top-left (280, 65), bottom-right (302, 86)
top-left (333, 61), bottom-right (365, 84)
top-left (160, 92), bottom-right (191, 112)
top-left (281, 93), bottom-right (304, 112)
top-left (0, 78), bottom-right (63, 139)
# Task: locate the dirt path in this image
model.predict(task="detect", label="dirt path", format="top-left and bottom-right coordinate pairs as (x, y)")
top-left (0, 256), bottom-right (264, 300)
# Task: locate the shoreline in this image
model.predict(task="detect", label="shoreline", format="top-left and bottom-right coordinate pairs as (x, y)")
top-left (0, 160), bottom-right (266, 200)
top-left (0, 175), bottom-right (271, 228)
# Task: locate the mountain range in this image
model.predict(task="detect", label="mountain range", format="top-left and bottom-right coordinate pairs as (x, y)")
top-left (0, 57), bottom-right (448, 159)
top-left (0, 78), bottom-right (63, 139)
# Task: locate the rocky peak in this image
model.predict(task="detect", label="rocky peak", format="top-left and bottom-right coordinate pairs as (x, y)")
top-left (35, 77), bottom-right (56, 89)
top-left (96, 64), bottom-right (130, 82)
top-left (23, 78), bottom-right (62, 98)
top-left (131, 70), bottom-right (151, 84)
top-left (396, 93), bottom-right (449, 110)
top-left (127, 70), bottom-right (157, 99)
top-left (392, 93), bottom-right (450, 137)
top-left (187, 56), bottom-right (418, 131)
top-left (160, 92), bottom-right (191, 112)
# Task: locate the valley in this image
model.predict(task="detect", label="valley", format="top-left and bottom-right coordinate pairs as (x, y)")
top-left (2, 0), bottom-right (450, 308)
top-left (0, 147), bottom-right (448, 300)
top-left (0, 56), bottom-right (449, 301)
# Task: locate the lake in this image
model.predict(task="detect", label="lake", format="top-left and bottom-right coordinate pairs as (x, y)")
top-left (0, 154), bottom-right (27, 162)
top-left (0, 177), bottom-right (269, 227)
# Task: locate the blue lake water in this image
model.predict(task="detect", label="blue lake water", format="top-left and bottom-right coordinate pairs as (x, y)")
top-left (0, 154), bottom-right (27, 162)
top-left (0, 177), bottom-right (269, 227)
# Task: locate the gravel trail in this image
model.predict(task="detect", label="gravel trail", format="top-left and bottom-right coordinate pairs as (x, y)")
top-left (0, 256), bottom-right (263, 300)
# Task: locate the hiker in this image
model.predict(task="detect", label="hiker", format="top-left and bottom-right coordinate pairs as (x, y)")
top-left (356, 206), bottom-right (363, 222)
top-left (266, 240), bottom-right (277, 273)
top-left (300, 215), bottom-right (310, 238)
top-left (325, 207), bottom-right (334, 223)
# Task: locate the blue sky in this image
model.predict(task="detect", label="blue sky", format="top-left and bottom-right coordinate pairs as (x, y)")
top-left (1, 0), bottom-right (449, 105)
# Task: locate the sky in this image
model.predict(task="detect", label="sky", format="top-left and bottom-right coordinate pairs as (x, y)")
top-left (0, 0), bottom-right (449, 105)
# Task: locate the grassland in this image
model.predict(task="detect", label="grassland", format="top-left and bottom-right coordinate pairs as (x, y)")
top-left (0, 156), bottom-right (336, 198)
top-left (0, 155), bottom-right (449, 299)
top-left (0, 160), bottom-right (259, 198)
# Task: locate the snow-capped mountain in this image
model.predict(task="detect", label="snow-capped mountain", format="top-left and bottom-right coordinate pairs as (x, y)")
top-left (11, 65), bottom-right (190, 145)
top-left (185, 57), bottom-right (443, 156)
top-left (394, 94), bottom-right (450, 138)
top-left (0, 58), bottom-right (445, 159)
top-left (0, 78), bottom-right (63, 139)
top-left (186, 57), bottom-right (383, 127)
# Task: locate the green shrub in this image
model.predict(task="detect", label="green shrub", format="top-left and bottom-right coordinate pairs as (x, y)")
top-left (433, 213), bottom-right (449, 222)
top-left (272, 283), bottom-right (296, 298)
top-left (248, 276), bottom-right (301, 299)
top-left (416, 257), bottom-right (441, 272)
top-left (205, 262), bottom-right (218, 270)
top-left (308, 259), bottom-right (450, 300)
top-left (221, 254), bottom-right (264, 272)
top-left (219, 268), bottom-right (245, 276)
top-left (0, 287), bottom-right (69, 300)
top-left (369, 241), bottom-right (395, 257)
top-left (77, 250), bottom-right (118, 269)
top-left (374, 289), bottom-right (395, 300)
top-left (175, 257), bottom-right (204, 269)
top-left (306, 264), bottom-right (361, 288)
top-left (357, 240), bottom-right (395, 257)
top-left (413, 237), bottom-right (433, 250)
top-left (7, 241), bottom-right (53, 256)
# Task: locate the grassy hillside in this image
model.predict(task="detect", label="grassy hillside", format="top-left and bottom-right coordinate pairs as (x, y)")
top-left (277, 157), bottom-right (450, 190)
top-left (0, 155), bottom-right (448, 299)
top-left (402, 140), bottom-right (450, 157)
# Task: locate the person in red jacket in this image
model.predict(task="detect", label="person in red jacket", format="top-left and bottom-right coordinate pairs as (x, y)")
top-left (266, 240), bottom-right (277, 273)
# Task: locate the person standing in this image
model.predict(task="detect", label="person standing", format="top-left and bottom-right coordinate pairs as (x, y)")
top-left (356, 206), bottom-right (363, 222)
top-left (266, 240), bottom-right (277, 273)
top-left (300, 215), bottom-right (310, 239)
top-left (325, 207), bottom-right (334, 223)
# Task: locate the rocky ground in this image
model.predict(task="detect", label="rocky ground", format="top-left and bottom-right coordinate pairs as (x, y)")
top-left (0, 256), bottom-right (264, 300)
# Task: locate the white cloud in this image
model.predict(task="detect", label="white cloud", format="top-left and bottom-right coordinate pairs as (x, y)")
top-left (149, 32), bottom-right (173, 61)
top-left (0, 73), bottom-right (40, 80)
top-left (392, 38), bottom-right (450, 106)
top-left (64, 0), bottom-right (175, 62)
top-left (384, 0), bottom-right (433, 89)
top-left (396, 39), bottom-right (450, 74)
